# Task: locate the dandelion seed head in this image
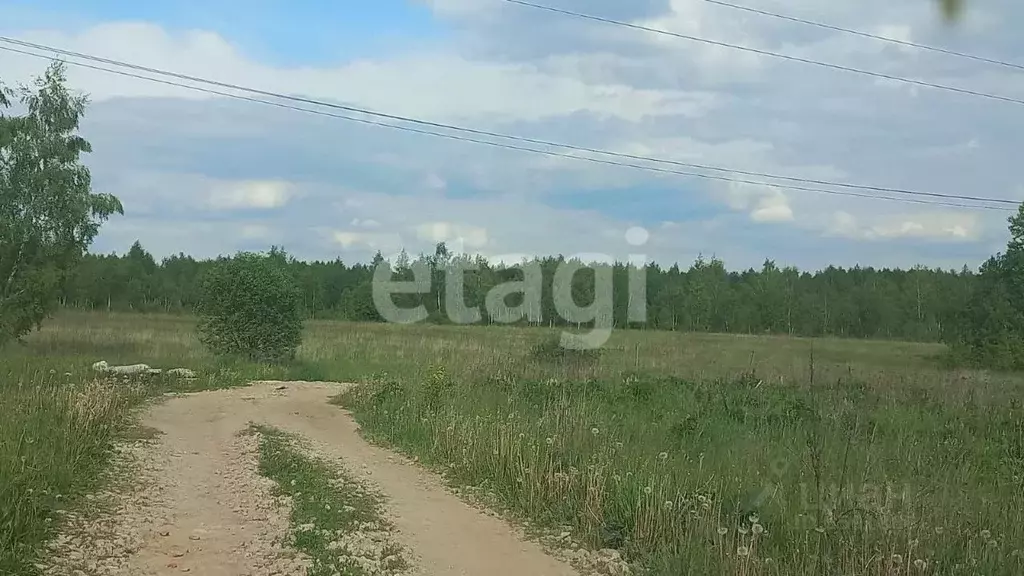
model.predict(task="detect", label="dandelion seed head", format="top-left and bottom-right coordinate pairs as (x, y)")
top-left (717, 527), bottom-right (728, 536)
top-left (981, 529), bottom-right (992, 540)
top-left (736, 546), bottom-right (749, 557)
top-left (644, 486), bottom-right (653, 495)
top-left (591, 427), bottom-right (600, 436)
top-left (664, 501), bottom-right (674, 510)
top-left (891, 554), bottom-right (903, 565)
top-left (545, 437), bottom-right (554, 445)
top-left (658, 452), bottom-right (668, 460)
top-left (748, 513), bottom-right (759, 524)
top-left (752, 523), bottom-right (764, 535)
top-left (913, 559), bottom-right (926, 570)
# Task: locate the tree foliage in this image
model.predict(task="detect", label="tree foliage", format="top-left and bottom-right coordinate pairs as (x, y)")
top-left (0, 61), bottom-right (122, 344)
top-left (59, 239), bottom-right (980, 343)
top-left (938, 0), bottom-right (966, 22)
top-left (942, 205), bottom-right (1024, 369)
top-left (196, 248), bottom-right (304, 363)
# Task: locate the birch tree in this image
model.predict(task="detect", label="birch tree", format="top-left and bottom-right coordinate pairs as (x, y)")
top-left (0, 61), bottom-right (122, 344)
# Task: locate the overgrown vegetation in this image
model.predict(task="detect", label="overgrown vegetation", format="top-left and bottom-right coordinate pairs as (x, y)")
top-left (250, 424), bottom-right (407, 576)
top-left (196, 248), bottom-right (304, 363)
top-left (0, 373), bottom-right (147, 574)
top-left (337, 363), bottom-right (1024, 575)
top-left (0, 311), bottom-right (331, 575)
top-left (528, 333), bottom-right (603, 364)
top-left (4, 310), bottom-right (1024, 575)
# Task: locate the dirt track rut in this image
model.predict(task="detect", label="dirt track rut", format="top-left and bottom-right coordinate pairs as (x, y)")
top-left (44, 381), bottom-right (581, 576)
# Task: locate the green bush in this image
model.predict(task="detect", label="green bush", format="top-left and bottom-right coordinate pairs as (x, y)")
top-left (527, 333), bottom-right (603, 365)
top-left (196, 248), bottom-right (303, 363)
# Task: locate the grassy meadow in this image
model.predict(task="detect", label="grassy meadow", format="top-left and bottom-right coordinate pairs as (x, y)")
top-left (2, 310), bottom-right (1023, 575)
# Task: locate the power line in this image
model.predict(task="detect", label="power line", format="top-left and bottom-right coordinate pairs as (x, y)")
top-left (0, 43), bottom-right (1014, 212)
top-left (498, 0), bottom-right (1024, 108)
top-left (698, 0), bottom-right (1024, 73)
top-left (0, 37), bottom-right (1017, 210)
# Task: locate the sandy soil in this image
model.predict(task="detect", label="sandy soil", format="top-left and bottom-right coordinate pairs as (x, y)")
top-left (43, 381), bottom-right (583, 576)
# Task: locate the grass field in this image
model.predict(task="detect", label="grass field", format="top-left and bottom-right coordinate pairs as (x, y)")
top-left (3, 310), bottom-right (1023, 575)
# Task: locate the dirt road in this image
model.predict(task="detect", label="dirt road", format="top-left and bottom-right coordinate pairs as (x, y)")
top-left (43, 381), bottom-right (582, 576)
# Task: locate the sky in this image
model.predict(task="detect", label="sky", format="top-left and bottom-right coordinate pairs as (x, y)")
top-left (2, 0), bottom-right (1023, 272)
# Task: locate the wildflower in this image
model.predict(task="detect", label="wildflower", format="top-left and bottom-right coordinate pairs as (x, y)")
top-left (980, 529), bottom-right (992, 540)
top-left (325, 504), bottom-right (331, 511)
top-left (736, 546), bottom-right (749, 557)
top-left (752, 523), bottom-right (764, 535)
top-left (545, 437), bottom-right (554, 446)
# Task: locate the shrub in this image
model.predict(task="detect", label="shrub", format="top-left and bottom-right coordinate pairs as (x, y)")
top-left (527, 333), bottom-right (603, 365)
top-left (196, 248), bottom-right (303, 363)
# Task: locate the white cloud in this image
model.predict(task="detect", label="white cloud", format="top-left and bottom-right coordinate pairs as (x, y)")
top-left (205, 180), bottom-right (295, 210)
top-left (751, 196), bottom-right (794, 223)
top-left (330, 230), bottom-right (403, 252)
top-left (1, 22), bottom-right (720, 125)
top-left (723, 182), bottom-right (794, 223)
top-left (414, 221), bottom-right (490, 250)
top-left (4, 0), bottom-right (1022, 271)
top-left (825, 210), bottom-right (982, 241)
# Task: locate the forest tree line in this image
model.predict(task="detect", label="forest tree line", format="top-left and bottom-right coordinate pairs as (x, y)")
top-left (57, 240), bottom-right (978, 343)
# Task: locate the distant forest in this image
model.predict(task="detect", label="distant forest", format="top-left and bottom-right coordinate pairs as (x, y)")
top-left (55, 240), bottom-right (980, 343)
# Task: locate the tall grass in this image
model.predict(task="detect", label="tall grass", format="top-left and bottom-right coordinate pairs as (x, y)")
top-left (0, 373), bottom-right (148, 574)
top-left (0, 311), bottom-right (329, 574)
top-left (337, 361), bottom-right (1024, 575)
top-left (4, 311), bottom-right (1023, 575)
